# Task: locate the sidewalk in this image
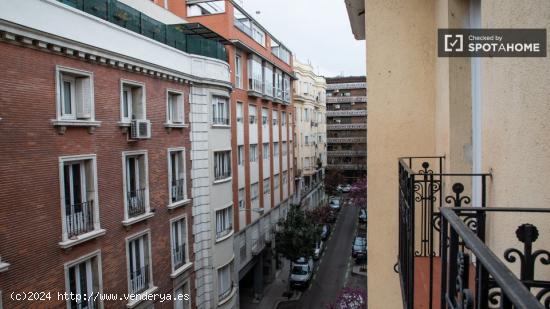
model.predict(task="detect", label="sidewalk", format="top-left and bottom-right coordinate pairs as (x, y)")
top-left (241, 258), bottom-right (301, 309)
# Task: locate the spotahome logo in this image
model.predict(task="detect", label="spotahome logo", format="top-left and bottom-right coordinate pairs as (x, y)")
top-left (438, 29), bottom-right (546, 57)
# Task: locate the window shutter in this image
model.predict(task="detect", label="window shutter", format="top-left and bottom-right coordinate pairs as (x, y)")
top-left (76, 77), bottom-right (92, 119)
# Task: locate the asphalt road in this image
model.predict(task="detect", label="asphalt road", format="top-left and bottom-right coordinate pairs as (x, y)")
top-left (278, 196), bottom-right (362, 309)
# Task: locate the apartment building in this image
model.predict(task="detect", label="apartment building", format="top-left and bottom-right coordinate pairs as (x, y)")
top-left (293, 59), bottom-right (327, 209)
top-left (346, 0), bottom-right (550, 308)
top-left (152, 1), bottom-right (295, 307)
top-left (0, 1), bottom-right (231, 308)
top-left (325, 76), bottom-right (367, 183)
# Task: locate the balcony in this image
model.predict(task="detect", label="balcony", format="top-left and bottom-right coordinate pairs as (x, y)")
top-left (130, 265), bottom-right (150, 294)
top-left (327, 150), bottom-right (366, 157)
top-left (58, 0), bottom-right (229, 62)
top-left (326, 110), bottom-right (367, 117)
top-left (326, 82), bottom-right (367, 90)
top-left (65, 200), bottom-right (95, 238)
top-left (326, 164), bottom-right (366, 170)
top-left (327, 123), bottom-right (366, 130)
top-left (397, 156), bottom-right (549, 309)
top-left (173, 243), bottom-right (186, 270)
top-left (327, 137), bottom-right (367, 143)
top-left (127, 188), bottom-right (146, 217)
top-left (171, 179), bottom-right (186, 203)
top-left (326, 96), bottom-right (367, 103)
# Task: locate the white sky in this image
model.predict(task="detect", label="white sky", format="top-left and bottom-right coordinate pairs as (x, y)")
top-left (240, 0), bottom-right (366, 77)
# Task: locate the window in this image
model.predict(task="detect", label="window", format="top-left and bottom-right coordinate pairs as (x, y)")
top-left (283, 171), bottom-right (288, 185)
top-left (187, 1), bottom-right (225, 16)
top-left (218, 262), bottom-right (234, 301)
top-left (237, 145), bottom-right (244, 165)
top-left (124, 152), bottom-right (149, 220)
top-left (235, 54), bottom-right (242, 89)
top-left (60, 155), bottom-right (99, 242)
top-left (212, 96), bottom-right (229, 125)
top-left (167, 91), bottom-right (184, 124)
top-left (65, 254), bottom-right (101, 309)
top-left (250, 144), bottom-right (258, 162)
top-left (252, 24), bottom-right (265, 46)
top-left (274, 174), bottom-right (280, 189)
top-left (127, 233), bottom-right (152, 294)
top-left (215, 206), bottom-right (233, 239)
top-left (305, 135), bottom-right (309, 145)
top-left (264, 178), bottom-right (270, 194)
top-left (263, 65), bottom-right (273, 97)
top-left (263, 143), bottom-right (269, 159)
top-left (282, 142), bottom-right (287, 155)
top-left (248, 56), bottom-right (263, 92)
top-left (57, 67), bottom-right (94, 121)
top-left (121, 81), bottom-right (145, 122)
top-left (272, 112), bottom-right (278, 126)
top-left (274, 69), bottom-right (283, 99)
top-left (237, 102), bottom-right (243, 123)
top-left (281, 112), bottom-right (286, 126)
top-left (262, 108), bottom-right (269, 126)
top-left (169, 149), bottom-right (186, 205)
top-left (238, 188), bottom-right (245, 209)
top-left (174, 282), bottom-right (191, 309)
top-left (274, 142), bottom-right (279, 156)
top-left (251, 182), bottom-right (259, 201)
top-left (171, 217), bottom-right (188, 272)
top-left (249, 105), bottom-right (257, 124)
top-left (214, 151), bottom-right (231, 181)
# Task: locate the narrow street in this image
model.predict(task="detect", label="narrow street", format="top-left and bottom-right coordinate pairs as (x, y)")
top-left (279, 196), bottom-right (366, 308)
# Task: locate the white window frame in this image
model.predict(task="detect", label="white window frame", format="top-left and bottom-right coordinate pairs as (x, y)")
top-left (274, 174), bottom-right (280, 189)
top-left (217, 260), bottom-right (234, 303)
top-left (237, 102), bottom-right (244, 123)
top-left (249, 105), bottom-right (257, 124)
top-left (238, 188), bottom-right (245, 209)
top-left (251, 182), bottom-right (259, 201)
top-left (170, 214), bottom-right (192, 277)
top-left (262, 143), bottom-right (269, 160)
top-left (212, 96), bottom-right (230, 126)
top-left (58, 154), bottom-right (103, 248)
top-left (263, 178), bottom-right (270, 194)
top-left (63, 250), bottom-right (103, 309)
top-left (125, 230), bottom-right (155, 298)
top-left (120, 80), bottom-right (146, 123)
top-left (167, 148), bottom-right (189, 209)
top-left (274, 142), bottom-right (279, 156)
top-left (122, 150), bottom-right (152, 225)
top-left (166, 89), bottom-right (185, 125)
top-left (262, 108), bottom-right (269, 126)
top-left (235, 54), bottom-right (242, 89)
top-left (174, 280), bottom-right (191, 309)
top-left (237, 145), bottom-right (244, 166)
top-left (250, 144), bottom-right (258, 162)
top-left (215, 204), bottom-right (234, 240)
top-left (55, 66), bottom-right (95, 122)
top-left (213, 150), bottom-right (232, 182)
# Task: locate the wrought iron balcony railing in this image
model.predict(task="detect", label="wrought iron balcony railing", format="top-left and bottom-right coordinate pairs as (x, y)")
top-left (171, 179), bottom-right (186, 203)
top-left (326, 110), bottom-right (367, 117)
top-left (327, 137), bottom-right (367, 144)
top-left (65, 200), bottom-right (95, 238)
top-left (327, 123), bottom-right (366, 130)
top-left (326, 96), bottom-right (367, 103)
top-left (327, 150), bottom-right (366, 157)
top-left (396, 156), bottom-right (549, 309)
top-left (130, 265), bottom-right (150, 294)
top-left (173, 243), bottom-right (186, 270)
top-left (127, 188), bottom-right (146, 217)
top-left (326, 163), bottom-right (366, 170)
top-left (326, 82), bottom-right (367, 90)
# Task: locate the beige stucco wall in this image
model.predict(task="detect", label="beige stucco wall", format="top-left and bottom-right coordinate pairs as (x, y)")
top-left (365, 1), bottom-right (436, 308)
top-left (480, 0), bottom-right (550, 276)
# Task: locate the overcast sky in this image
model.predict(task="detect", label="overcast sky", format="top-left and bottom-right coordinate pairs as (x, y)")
top-left (240, 0), bottom-right (366, 77)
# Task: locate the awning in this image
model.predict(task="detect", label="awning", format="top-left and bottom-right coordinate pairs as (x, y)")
top-left (175, 22), bottom-right (232, 45)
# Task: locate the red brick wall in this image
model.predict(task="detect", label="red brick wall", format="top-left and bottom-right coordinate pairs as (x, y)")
top-left (0, 42), bottom-right (195, 308)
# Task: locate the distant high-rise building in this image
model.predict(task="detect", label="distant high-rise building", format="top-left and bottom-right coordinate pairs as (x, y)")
top-left (325, 76), bottom-right (367, 182)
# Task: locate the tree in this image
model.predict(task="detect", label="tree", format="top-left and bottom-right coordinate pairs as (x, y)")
top-left (324, 169), bottom-right (345, 195)
top-left (275, 206), bottom-right (319, 262)
top-left (305, 205), bottom-right (332, 225)
top-left (348, 177), bottom-right (367, 208)
top-left (326, 287), bottom-right (367, 309)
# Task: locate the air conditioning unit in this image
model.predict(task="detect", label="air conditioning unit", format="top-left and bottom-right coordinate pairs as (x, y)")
top-left (130, 119), bottom-right (151, 140)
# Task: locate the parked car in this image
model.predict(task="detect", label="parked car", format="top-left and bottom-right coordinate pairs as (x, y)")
top-left (358, 208), bottom-right (367, 223)
top-left (321, 224), bottom-right (331, 240)
top-left (352, 236), bottom-right (367, 259)
top-left (314, 240), bottom-right (324, 260)
top-left (329, 197), bottom-right (341, 211)
top-left (326, 210), bottom-right (337, 223)
top-left (290, 257), bottom-right (314, 288)
top-left (341, 184), bottom-right (352, 193)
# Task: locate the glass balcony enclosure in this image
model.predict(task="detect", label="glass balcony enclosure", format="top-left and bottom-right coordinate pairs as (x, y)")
top-left (58, 0), bottom-right (228, 62)
top-left (187, 0), bottom-right (225, 17)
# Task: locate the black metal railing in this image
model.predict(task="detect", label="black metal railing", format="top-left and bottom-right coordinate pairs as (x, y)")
top-left (171, 179), bottom-right (185, 203)
top-left (65, 200), bottom-right (95, 238)
top-left (215, 170), bottom-right (231, 181)
top-left (70, 297), bottom-right (98, 309)
top-left (212, 117), bottom-right (230, 125)
top-left (216, 225), bottom-right (233, 239)
top-left (127, 188), bottom-right (146, 217)
top-left (129, 265), bottom-right (150, 294)
top-left (58, 0), bottom-right (228, 62)
top-left (440, 207), bottom-right (549, 309)
top-left (397, 156), bottom-right (490, 309)
top-left (173, 243), bottom-right (186, 270)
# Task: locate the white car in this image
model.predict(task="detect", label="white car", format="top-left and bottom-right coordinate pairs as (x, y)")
top-left (329, 198), bottom-right (341, 210)
top-left (290, 257), bottom-right (314, 288)
top-left (341, 184), bottom-right (352, 193)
